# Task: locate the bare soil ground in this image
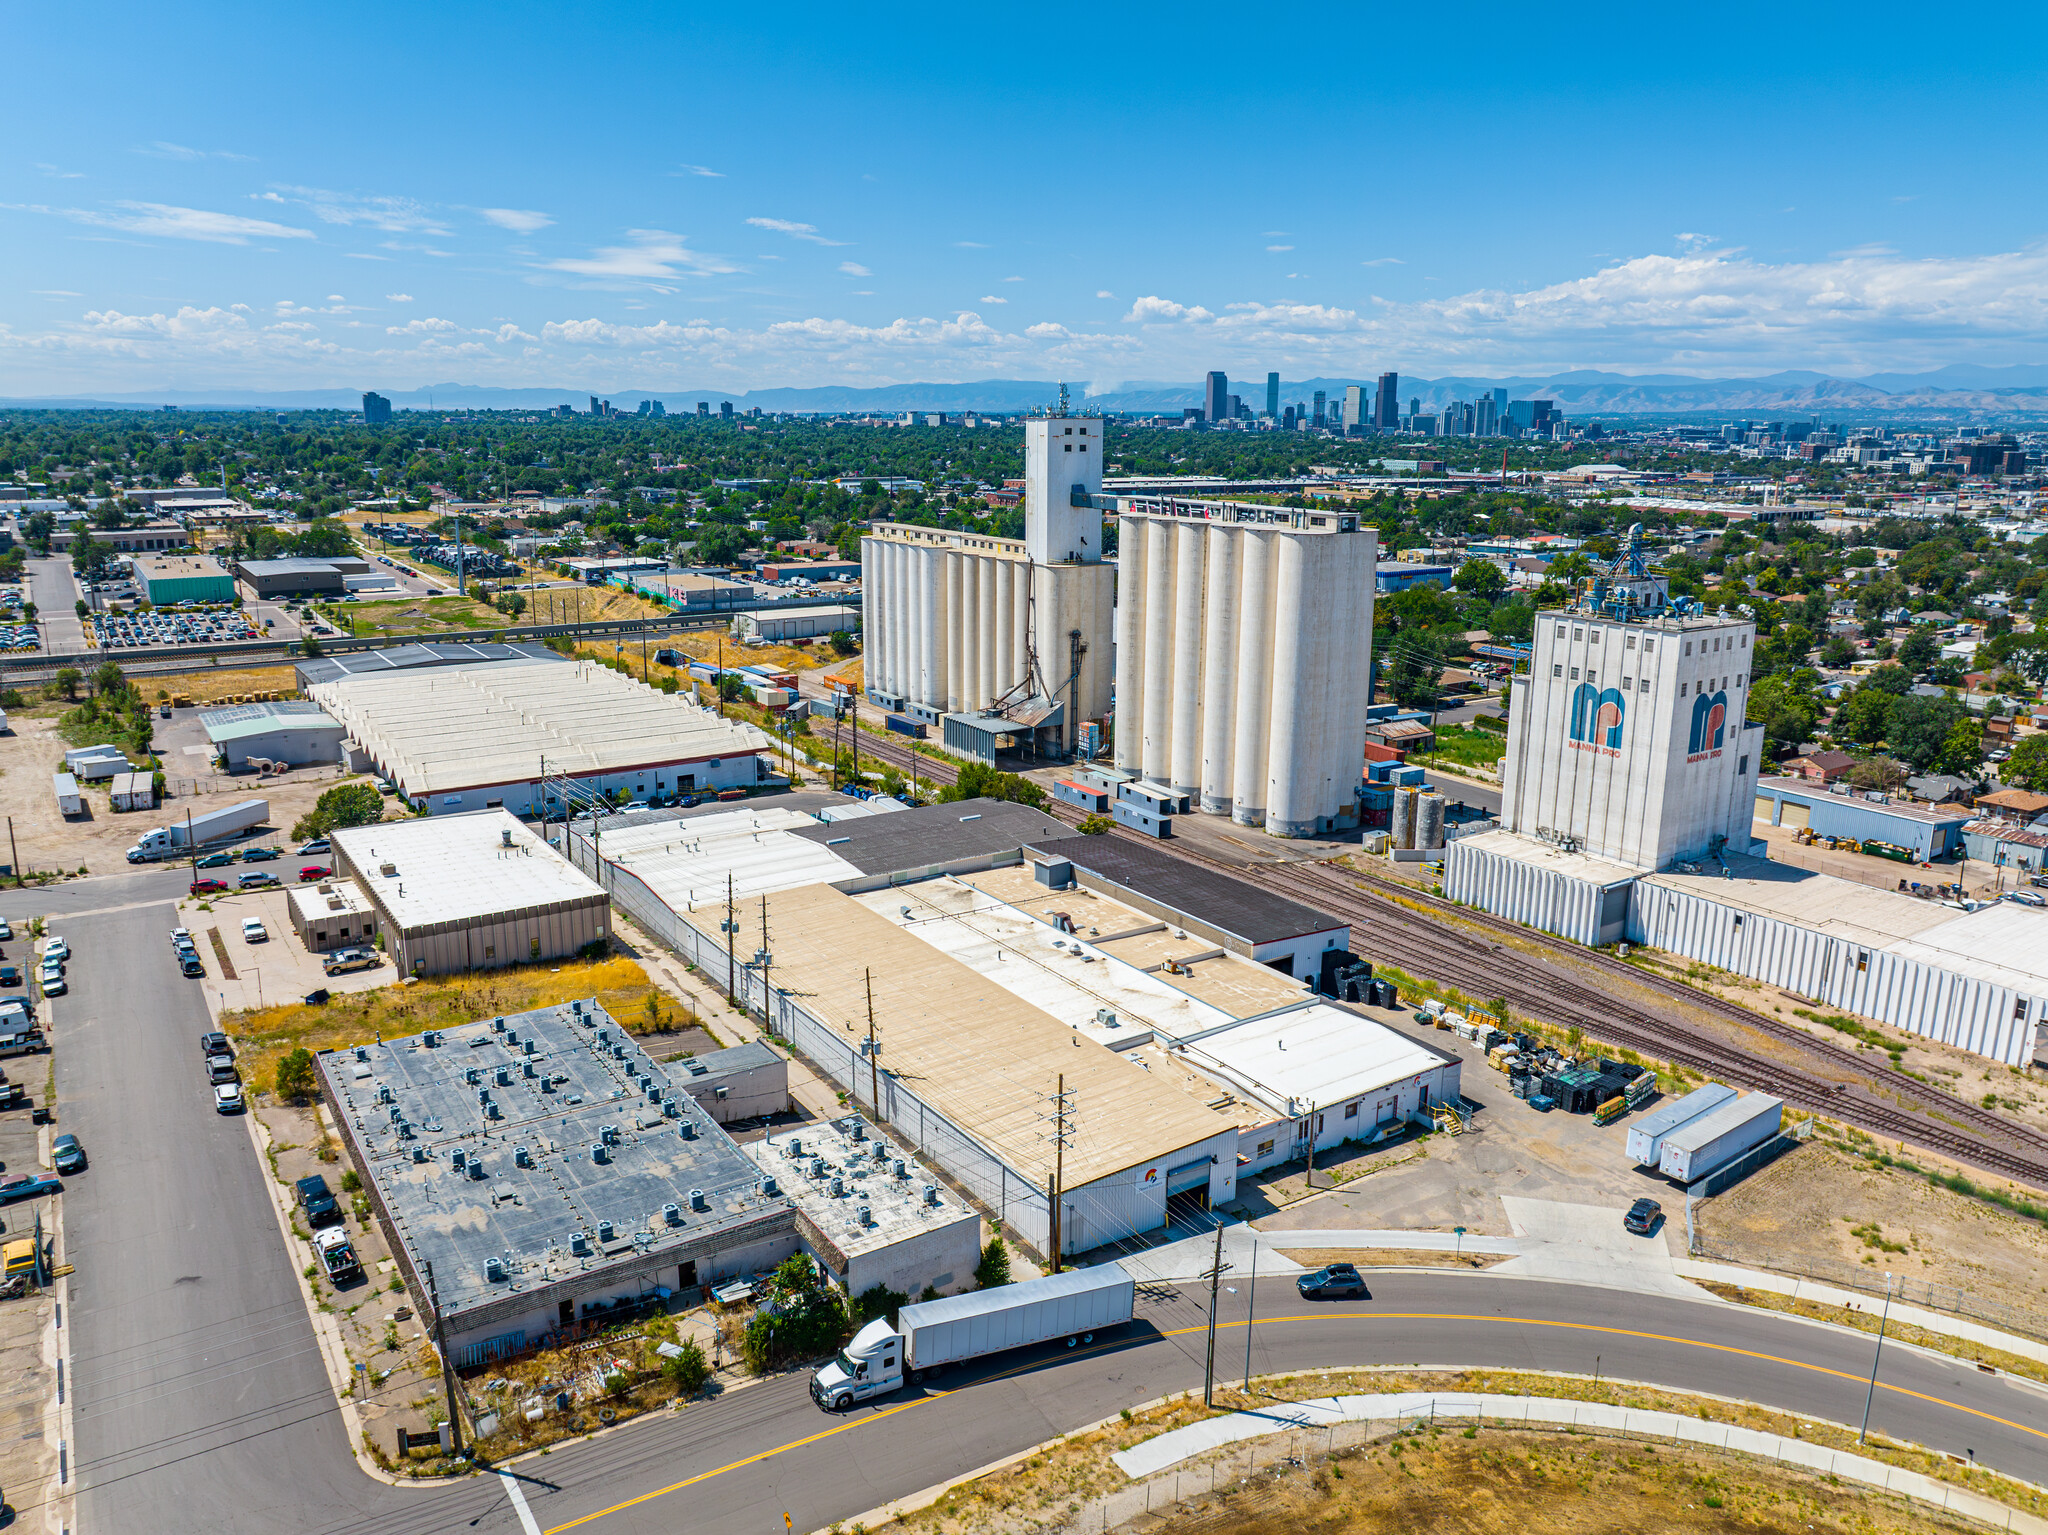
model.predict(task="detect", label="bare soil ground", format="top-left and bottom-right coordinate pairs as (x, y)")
top-left (1696, 1137), bottom-right (2048, 1336)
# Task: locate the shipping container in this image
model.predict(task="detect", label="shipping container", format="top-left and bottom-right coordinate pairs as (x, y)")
top-left (1052, 779), bottom-right (1109, 812)
top-left (111, 771), bottom-right (155, 812)
top-left (1111, 799), bottom-right (1171, 838)
top-left (1624, 1082), bottom-right (1735, 1166)
top-left (884, 713), bottom-right (927, 740)
top-left (52, 774), bottom-right (83, 817)
top-left (1657, 1092), bottom-right (1784, 1183)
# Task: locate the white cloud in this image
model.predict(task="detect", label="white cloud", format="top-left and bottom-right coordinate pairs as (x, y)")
top-left (747, 217), bottom-right (848, 246)
top-left (35, 164), bottom-right (83, 179)
top-left (954, 241), bottom-right (989, 249)
top-left (33, 290), bottom-right (82, 298)
top-left (385, 316), bottom-right (461, 335)
top-left (134, 141), bottom-right (253, 162)
top-left (1124, 295), bottom-right (1213, 324)
top-left (1001, 275), bottom-right (1023, 282)
top-left (386, 293), bottom-right (414, 302)
top-left (1361, 257), bottom-right (1404, 267)
top-left (542, 230), bottom-right (741, 287)
top-left (1266, 244), bottom-right (1293, 253)
top-left (7, 201), bottom-right (316, 244)
top-left (1096, 290), bottom-right (1115, 299)
top-left (266, 186), bottom-right (450, 235)
top-left (480, 207), bottom-right (553, 234)
top-left (839, 261), bottom-right (872, 277)
top-left (495, 323), bottom-right (538, 344)
top-left (979, 294), bottom-right (1006, 304)
top-left (672, 164), bottom-right (724, 178)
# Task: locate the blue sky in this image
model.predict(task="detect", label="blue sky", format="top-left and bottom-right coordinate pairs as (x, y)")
top-left (6, 1), bottom-right (2047, 395)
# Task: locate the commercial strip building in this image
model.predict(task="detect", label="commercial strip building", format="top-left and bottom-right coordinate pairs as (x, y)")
top-left (331, 810), bottom-right (610, 976)
top-left (286, 878), bottom-right (382, 953)
top-left (308, 657), bottom-right (773, 815)
top-left (136, 553), bottom-right (235, 605)
top-left (198, 700), bottom-right (346, 770)
top-left (316, 1001), bottom-right (798, 1365)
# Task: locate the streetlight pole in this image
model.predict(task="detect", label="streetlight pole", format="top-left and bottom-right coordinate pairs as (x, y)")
top-left (1858, 1271), bottom-right (1895, 1443)
top-left (1242, 1239), bottom-right (1258, 1391)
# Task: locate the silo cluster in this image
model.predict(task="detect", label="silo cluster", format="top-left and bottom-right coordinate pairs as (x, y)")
top-left (1112, 503), bottom-right (1377, 838)
top-left (1388, 786), bottom-right (1447, 851)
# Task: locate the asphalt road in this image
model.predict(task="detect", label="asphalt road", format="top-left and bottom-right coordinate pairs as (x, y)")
top-left (27, 556), bottom-right (84, 653)
top-left (22, 882), bottom-right (2046, 1534)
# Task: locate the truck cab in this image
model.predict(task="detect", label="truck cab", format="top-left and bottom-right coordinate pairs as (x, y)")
top-left (810, 1319), bottom-right (903, 1409)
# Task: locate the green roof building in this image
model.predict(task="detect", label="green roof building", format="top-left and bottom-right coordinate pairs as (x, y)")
top-left (137, 554), bottom-right (236, 605)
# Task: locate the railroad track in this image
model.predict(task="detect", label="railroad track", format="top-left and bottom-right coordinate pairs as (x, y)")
top-left (809, 712), bottom-right (2048, 1187)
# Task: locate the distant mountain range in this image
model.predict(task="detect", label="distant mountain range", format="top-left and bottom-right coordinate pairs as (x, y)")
top-left (7, 367), bottom-right (2048, 417)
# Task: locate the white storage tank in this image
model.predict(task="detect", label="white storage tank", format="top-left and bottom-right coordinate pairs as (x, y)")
top-left (1417, 793), bottom-right (1446, 851)
top-left (1391, 786), bottom-right (1417, 849)
top-left (1624, 1081), bottom-right (1736, 1166)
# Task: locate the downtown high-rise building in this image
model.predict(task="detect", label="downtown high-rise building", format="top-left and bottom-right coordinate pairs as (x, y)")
top-left (1342, 384), bottom-right (1367, 432)
top-left (1265, 372), bottom-right (1280, 418)
top-left (1204, 371), bottom-right (1230, 424)
top-left (1374, 372), bottom-right (1400, 430)
top-left (362, 391), bottom-right (392, 424)
top-left (1312, 390), bottom-right (1326, 427)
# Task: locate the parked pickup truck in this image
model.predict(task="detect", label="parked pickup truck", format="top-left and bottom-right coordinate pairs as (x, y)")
top-left (811, 1263), bottom-right (1134, 1411)
top-left (314, 1227), bottom-right (363, 1284)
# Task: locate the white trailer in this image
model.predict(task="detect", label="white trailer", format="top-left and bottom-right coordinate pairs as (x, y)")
top-left (124, 798), bottom-right (270, 862)
top-left (811, 1263), bottom-right (1135, 1411)
top-left (111, 771), bottom-right (156, 812)
top-left (1624, 1081), bottom-right (1736, 1167)
top-left (53, 774), bottom-right (83, 817)
top-left (1658, 1093), bottom-right (1784, 1184)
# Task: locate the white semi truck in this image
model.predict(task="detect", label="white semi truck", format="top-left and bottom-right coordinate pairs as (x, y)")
top-left (811, 1264), bottom-right (1135, 1412)
top-left (124, 799), bottom-right (271, 863)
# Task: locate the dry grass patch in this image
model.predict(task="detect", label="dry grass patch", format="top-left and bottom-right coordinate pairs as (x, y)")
top-left (1275, 1248), bottom-right (1505, 1271)
top-left (139, 663), bottom-right (301, 706)
top-left (224, 954), bottom-right (675, 1095)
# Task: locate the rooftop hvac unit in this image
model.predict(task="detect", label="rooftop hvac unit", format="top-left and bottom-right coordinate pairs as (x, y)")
top-left (486, 1256), bottom-right (506, 1281)
top-left (761, 1176), bottom-right (780, 1196)
top-left (662, 1097), bottom-right (679, 1117)
top-left (601, 1125), bottom-right (621, 1144)
top-left (689, 1189), bottom-right (708, 1211)
top-left (485, 1101), bottom-right (501, 1120)
top-left (425, 1031), bottom-right (442, 1047)
top-left (612, 1044), bottom-right (627, 1060)
top-left (829, 1176), bottom-right (845, 1198)
top-left (646, 1082), bottom-right (662, 1101)
top-left (1096, 1008), bottom-right (1119, 1028)
top-left (685, 1060), bottom-right (708, 1076)
top-left (591, 1143), bottom-right (609, 1164)
top-left (570, 1231), bottom-right (591, 1256)
top-left (411, 1145), bottom-right (427, 1164)
top-left (663, 1202), bottom-right (683, 1226)
top-left (593, 1028), bottom-right (607, 1045)
top-left (809, 1157), bottom-right (826, 1179)
top-left (571, 999), bottom-right (584, 1015)
top-left (523, 1060), bottom-right (537, 1078)
top-left (451, 1149), bottom-right (467, 1170)
top-left (539, 1077), bottom-right (554, 1094)
top-left (496, 1067), bottom-right (512, 1086)
top-left (786, 1138), bottom-right (803, 1159)
top-left (515, 1146), bottom-right (533, 1168)
top-left (523, 1039), bottom-right (537, 1055)
top-left (468, 1159), bottom-right (486, 1179)
top-left (894, 1160), bottom-right (908, 1179)
top-left (465, 1067), bottom-right (481, 1085)
top-left (713, 1085), bottom-right (728, 1100)
top-left (678, 1120), bottom-right (696, 1140)
top-left (847, 1122), bottom-right (866, 1142)
top-left (491, 1016), bottom-right (506, 1032)
top-left (501, 828), bottom-right (513, 849)
top-left (858, 1205), bottom-right (872, 1227)
top-left (505, 1028), bottom-right (518, 1045)
top-left (871, 1141), bottom-right (888, 1163)
top-left (597, 1219), bottom-right (614, 1242)
top-left (923, 1184), bottom-right (941, 1206)
top-left (388, 1105), bottom-right (403, 1123)
top-left (378, 1085), bottom-right (394, 1103)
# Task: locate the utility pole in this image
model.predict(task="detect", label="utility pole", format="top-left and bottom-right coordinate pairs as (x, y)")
top-left (6, 816), bottom-right (18, 886)
top-left (757, 893), bottom-right (772, 1030)
top-left (1303, 1101), bottom-right (1318, 1192)
top-left (722, 872), bottom-right (738, 1006)
top-left (1201, 1221), bottom-right (1233, 1409)
top-left (1041, 1074), bottom-right (1073, 1272)
top-left (1858, 1270), bottom-right (1896, 1443)
top-left (864, 967), bottom-right (880, 1114)
top-left (424, 1260), bottom-right (464, 1458)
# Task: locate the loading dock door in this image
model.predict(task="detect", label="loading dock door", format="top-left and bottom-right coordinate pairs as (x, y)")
top-left (1165, 1158), bottom-right (1210, 1195)
top-left (1779, 801), bottom-right (1810, 830)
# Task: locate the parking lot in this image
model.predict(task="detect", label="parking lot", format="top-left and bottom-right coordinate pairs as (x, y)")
top-left (90, 604), bottom-right (262, 650)
top-left (180, 883), bottom-right (392, 1013)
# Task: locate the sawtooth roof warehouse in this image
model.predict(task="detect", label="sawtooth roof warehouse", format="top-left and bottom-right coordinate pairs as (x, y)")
top-left (308, 658), bottom-right (774, 815)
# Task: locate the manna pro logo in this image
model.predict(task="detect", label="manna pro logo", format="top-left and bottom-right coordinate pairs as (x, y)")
top-left (1688, 689), bottom-right (1728, 761)
top-left (1568, 682), bottom-right (1625, 756)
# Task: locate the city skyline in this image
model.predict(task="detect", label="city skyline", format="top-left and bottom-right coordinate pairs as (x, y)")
top-left (5, 2), bottom-right (2048, 395)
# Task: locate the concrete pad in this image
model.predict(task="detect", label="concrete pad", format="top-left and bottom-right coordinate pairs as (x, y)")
top-left (1254, 1227), bottom-right (1522, 1256)
top-left (1111, 1223), bottom-right (1308, 1286)
top-left (1492, 1196), bottom-right (1702, 1298)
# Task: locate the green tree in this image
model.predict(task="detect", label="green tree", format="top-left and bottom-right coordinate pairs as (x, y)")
top-left (2005, 734), bottom-right (2048, 792)
top-left (1385, 632), bottom-right (1448, 708)
top-left (1745, 674), bottom-right (1820, 750)
top-left (827, 629), bottom-right (857, 657)
top-left (1896, 626), bottom-right (1939, 674)
top-left (291, 781), bottom-right (386, 840)
top-left (1832, 686), bottom-right (1895, 746)
top-left (1821, 636), bottom-right (1856, 669)
top-left (1885, 692), bottom-right (1965, 771)
top-left (852, 1284), bottom-right (911, 1327)
top-left (49, 666), bottom-right (82, 701)
top-left (1452, 558), bottom-right (1506, 602)
top-left (274, 1048), bottom-right (317, 1104)
top-left (974, 1235), bottom-right (1012, 1289)
top-left (660, 1337), bottom-right (711, 1395)
top-left (1929, 719), bottom-right (1985, 780)
top-left (939, 761), bottom-right (1047, 810)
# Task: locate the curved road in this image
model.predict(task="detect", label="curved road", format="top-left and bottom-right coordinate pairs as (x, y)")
top-left (16, 882), bottom-right (2048, 1535)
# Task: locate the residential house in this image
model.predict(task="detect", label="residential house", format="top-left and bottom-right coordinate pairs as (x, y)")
top-left (1972, 787), bottom-right (2048, 825)
top-left (1782, 750), bottom-right (1856, 784)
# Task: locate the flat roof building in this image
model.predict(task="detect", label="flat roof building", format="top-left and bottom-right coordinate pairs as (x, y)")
top-left (286, 879), bottom-right (382, 953)
top-left (136, 553), bottom-right (235, 606)
top-left (317, 1000), bottom-right (798, 1364)
top-left (308, 658), bottom-right (772, 815)
top-left (331, 809), bottom-right (610, 976)
top-left (294, 639), bottom-right (569, 691)
top-left (232, 557), bottom-right (347, 598)
top-left (672, 1040), bottom-right (788, 1124)
top-left (199, 700), bottom-right (346, 770)
top-left (734, 604), bottom-right (861, 643)
top-left (742, 1117), bottom-right (982, 1302)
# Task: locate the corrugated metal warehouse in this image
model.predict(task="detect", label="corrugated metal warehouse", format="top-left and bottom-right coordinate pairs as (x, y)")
top-left (1445, 830), bottom-right (1644, 947)
top-left (1752, 777), bottom-right (1971, 860)
top-left (200, 700), bottom-right (346, 770)
top-left (734, 603), bottom-right (860, 642)
top-left (331, 809), bottom-right (609, 976)
top-left (1629, 853), bottom-right (2045, 1065)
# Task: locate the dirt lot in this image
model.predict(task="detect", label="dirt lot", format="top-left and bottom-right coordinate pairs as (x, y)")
top-left (0, 712), bottom-right (365, 876)
top-left (329, 594), bottom-right (504, 640)
top-left (1695, 1136), bottom-right (2048, 1335)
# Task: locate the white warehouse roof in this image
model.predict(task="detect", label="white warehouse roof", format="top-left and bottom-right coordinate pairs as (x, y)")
top-left (1178, 1003), bottom-right (1458, 1120)
top-left (332, 809), bottom-right (607, 931)
top-left (309, 658), bottom-right (772, 795)
top-left (578, 806), bottom-right (861, 912)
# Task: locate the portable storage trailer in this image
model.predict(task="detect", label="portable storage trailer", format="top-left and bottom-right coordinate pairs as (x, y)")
top-left (1052, 779), bottom-right (1110, 813)
top-left (52, 774), bottom-right (83, 817)
top-left (1111, 799), bottom-right (1172, 838)
top-left (1657, 1093), bottom-right (1783, 1183)
top-left (1624, 1082), bottom-right (1736, 1166)
top-left (111, 771), bottom-right (155, 812)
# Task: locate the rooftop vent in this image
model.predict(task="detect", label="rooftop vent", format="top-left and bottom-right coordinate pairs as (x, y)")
top-left (379, 861), bottom-right (398, 878)
top-left (486, 1256), bottom-right (506, 1282)
top-left (451, 1149), bottom-right (467, 1170)
top-left (466, 1067), bottom-right (480, 1084)
top-left (894, 1160), bottom-right (908, 1179)
top-left (761, 1176), bottom-right (780, 1196)
top-left (678, 1120), bottom-right (696, 1140)
top-left (570, 1231), bottom-right (591, 1256)
top-left (591, 1143), bottom-right (609, 1165)
top-left (858, 1205), bottom-right (873, 1227)
top-left (514, 1146), bottom-right (533, 1168)
top-left (924, 1184), bottom-right (941, 1207)
top-left (355, 1046), bottom-right (369, 1063)
top-left (597, 1219), bottom-right (615, 1243)
top-left (662, 1202), bottom-right (683, 1226)
top-left (685, 1060), bottom-right (708, 1076)
top-left (491, 1016), bottom-right (506, 1032)
top-left (501, 828), bottom-right (513, 849)
top-left (411, 1145), bottom-right (427, 1163)
top-left (689, 1189), bottom-right (708, 1211)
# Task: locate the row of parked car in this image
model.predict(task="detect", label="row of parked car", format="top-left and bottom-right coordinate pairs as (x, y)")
top-left (91, 607), bottom-right (262, 649)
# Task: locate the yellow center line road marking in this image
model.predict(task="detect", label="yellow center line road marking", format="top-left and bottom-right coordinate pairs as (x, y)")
top-left (542, 1311), bottom-right (2046, 1533)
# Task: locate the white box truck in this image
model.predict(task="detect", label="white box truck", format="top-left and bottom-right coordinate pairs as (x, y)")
top-left (811, 1263), bottom-right (1135, 1411)
top-left (1658, 1093), bottom-right (1784, 1184)
top-left (1624, 1082), bottom-right (1736, 1167)
top-left (124, 799), bottom-right (270, 863)
top-left (52, 774), bottom-right (83, 817)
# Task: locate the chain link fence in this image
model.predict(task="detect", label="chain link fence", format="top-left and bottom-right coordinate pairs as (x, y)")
top-left (1692, 1240), bottom-right (2048, 1342)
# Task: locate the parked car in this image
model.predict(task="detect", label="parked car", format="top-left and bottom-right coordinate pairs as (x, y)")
top-left (241, 919), bottom-right (269, 943)
top-left (0, 1172), bottom-right (62, 1205)
top-left (169, 927), bottom-right (193, 949)
top-left (295, 1174), bottom-right (342, 1227)
top-left (38, 966), bottom-right (65, 997)
top-left (189, 878), bottom-right (230, 895)
top-left (1624, 1198), bottom-right (1664, 1236)
top-left (238, 872), bottom-right (279, 889)
top-left (214, 1082), bottom-right (245, 1114)
top-left (42, 938), bottom-right (68, 963)
top-left (299, 865), bottom-right (332, 882)
top-left (0, 966), bottom-right (18, 988)
top-left (297, 839), bottom-right (330, 855)
top-left (179, 954), bottom-right (206, 978)
top-left (50, 1133), bottom-right (86, 1174)
top-left (0, 920), bottom-right (12, 941)
top-left (1296, 1263), bottom-right (1369, 1301)
top-left (323, 947), bottom-right (381, 976)
top-left (240, 847), bottom-right (282, 863)
top-left (206, 1054), bottom-right (239, 1085)
top-left (195, 852), bottom-right (235, 869)
top-left (200, 1030), bottom-right (231, 1057)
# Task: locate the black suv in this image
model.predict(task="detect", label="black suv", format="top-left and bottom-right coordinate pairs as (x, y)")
top-left (1624, 1198), bottom-right (1663, 1236)
top-left (1296, 1263), bottom-right (1369, 1301)
top-left (295, 1174), bottom-right (342, 1227)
